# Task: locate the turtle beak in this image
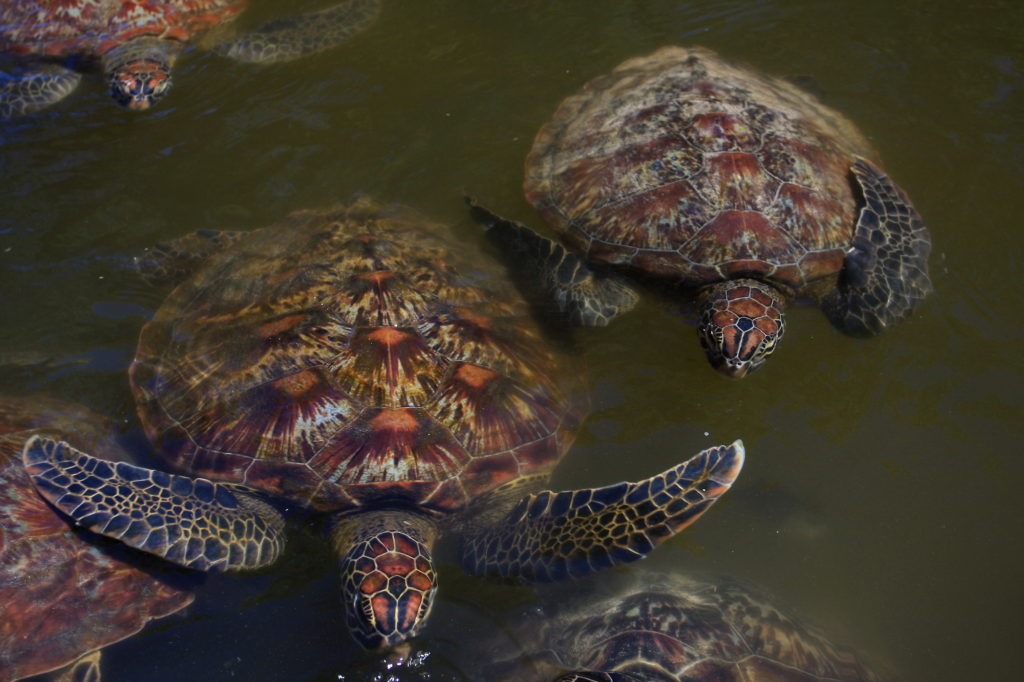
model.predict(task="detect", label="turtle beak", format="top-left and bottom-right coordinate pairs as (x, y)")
top-left (717, 357), bottom-right (753, 379)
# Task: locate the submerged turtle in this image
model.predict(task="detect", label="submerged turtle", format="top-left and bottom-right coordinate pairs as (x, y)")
top-left (0, 395), bottom-right (194, 682)
top-left (471, 46), bottom-right (932, 378)
top-left (486, 570), bottom-right (884, 681)
top-left (0, 0), bottom-right (381, 118)
top-left (23, 199), bottom-right (744, 650)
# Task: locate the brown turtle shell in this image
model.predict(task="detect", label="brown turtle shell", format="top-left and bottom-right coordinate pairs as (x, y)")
top-left (525, 46), bottom-right (881, 295)
top-left (130, 200), bottom-right (580, 514)
top-left (490, 572), bottom-right (884, 681)
top-left (0, 0), bottom-right (244, 57)
top-left (0, 396), bottom-right (194, 681)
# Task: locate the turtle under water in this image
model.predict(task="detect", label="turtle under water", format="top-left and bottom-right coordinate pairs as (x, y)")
top-left (471, 46), bottom-right (932, 378)
top-left (0, 0), bottom-right (381, 118)
top-left (0, 395), bottom-right (194, 682)
top-left (23, 199), bottom-right (744, 650)
top-left (485, 570), bottom-right (885, 681)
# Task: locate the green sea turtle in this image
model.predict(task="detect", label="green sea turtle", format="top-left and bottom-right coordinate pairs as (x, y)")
top-left (22, 199), bottom-right (745, 650)
top-left (485, 570), bottom-right (885, 681)
top-left (471, 46), bottom-right (932, 378)
top-left (0, 0), bottom-right (381, 118)
top-left (0, 395), bottom-right (194, 682)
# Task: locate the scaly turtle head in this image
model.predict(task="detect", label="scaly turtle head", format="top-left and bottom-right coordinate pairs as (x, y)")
top-left (331, 511), bottom-right (438, 649)
top-left (108, 59), bottom-right (172, 110)
top-left (698, 279), bottom-right (786, 378)
top-left (101, 38), bottom-right (178, 111)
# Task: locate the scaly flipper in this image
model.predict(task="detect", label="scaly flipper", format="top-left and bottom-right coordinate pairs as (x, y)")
top-left (822, 158), bottom-right (932, 336)
top-left (22, 436), bottom-right (285, 572)
top-left (133, 229), bottom-right (248, 287)
top-left (53, 650), bottom-right (101, 682)
top-left (557, 674), bottom-right (634, 682)
top-left (462, 442), bottom-right (744, 582)
top-left (467, 199), bottom-right (639, 326)
top-left (214, 0), bottom-right (382, 64)
top-left (0, 64), bottom-right (82, 119)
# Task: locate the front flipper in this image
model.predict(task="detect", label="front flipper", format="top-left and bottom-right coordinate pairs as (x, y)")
top-left (468, 199), bottom-right (638, 326)
top-left (22, 436), bottom-right (285, 572)
top-left (53, 650), bottom-right (101, 682)
top-left (0, 64), bottom-right (82, 119)
top-left (822, 158), bottom-right (932, 336)
top-left (214, 0), bottom-right (381, 63)
top-left (462, 442), bottom-right (744, 582)
top-left (133, 228), bottom-right (248, 287)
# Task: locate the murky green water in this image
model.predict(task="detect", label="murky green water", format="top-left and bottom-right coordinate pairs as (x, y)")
top-left (2, 1), bottom-right (1021, 680)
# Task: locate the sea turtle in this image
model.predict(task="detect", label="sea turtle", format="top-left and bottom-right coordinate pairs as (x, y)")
top-left (0, 395), bottom-right (194, 682)
top-left (485, 570), bottom-right (884, 681)
top-left (22, 199), bottom-right (745, 650)
top-left (0, 0), bottom-right (381, 118)
top-left (470, 46), bottom-right (932, 378)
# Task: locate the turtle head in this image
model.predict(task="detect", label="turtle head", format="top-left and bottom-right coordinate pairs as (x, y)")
top-left (331, 511), bottom-right (438, 649)
top-left (108, 59), bottom-right (172, 111)
top-left (698, 279), bottom-right (786, 379)
top-left (102, 39), bottom-right (178, 111)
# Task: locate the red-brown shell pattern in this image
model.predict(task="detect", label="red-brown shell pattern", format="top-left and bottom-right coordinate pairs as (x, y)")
top-left (0, 0), bottom-right (246, 57)
top-left (549, 574), bottom-right (882, 681)
top-left (526, 46), bottom-right (883, 293)
top-left (130, 200), bottom-right (580, 514)
top-left (0, 396), bottom-right (194, 681)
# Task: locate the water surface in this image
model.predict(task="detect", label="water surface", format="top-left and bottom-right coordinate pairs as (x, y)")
top-left (2, 1), bottom-right (1021, 680)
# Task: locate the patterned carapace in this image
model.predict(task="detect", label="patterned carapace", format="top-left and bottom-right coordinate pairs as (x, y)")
top-left (0, 1), bottom-right (246, 57)
top-left (525, 45), bottom-right (875, 290)
top-left (130, 200), bottom-right (580, 515)
top-left (0, 396), bottom-right (194, 681)
top-left (489, 572), bottom-right (884, 681)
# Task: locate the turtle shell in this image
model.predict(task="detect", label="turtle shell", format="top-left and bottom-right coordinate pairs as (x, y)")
top-left (525, 46), bottom-right (881, 294)
top-left (0, 0), bottom-right (245, 57)
top-left (492, 572), bottom-right (883, 681)
top-left (130, 199), bottom-right (580, 514)
top-left (0, 396), bottom-right (194, 681)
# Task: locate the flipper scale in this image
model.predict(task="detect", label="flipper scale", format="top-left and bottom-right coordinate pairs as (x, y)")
top-left (22, 436), bottom-right (285, 572)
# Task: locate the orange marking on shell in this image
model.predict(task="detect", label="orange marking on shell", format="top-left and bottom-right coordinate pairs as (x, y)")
top-left (727, 286), bottom-right (750, 300)
top-left (358, 271), bottom-right (396, 285)
top-left (257, 314), bottom-right (305, 339)
top-left (454, 363), bottom-right (498, 388)
top-left (756, 318), bottom-right (780, 335)
top-left (712, 310), bottom-right (738, 327)
top-left (369, 409), bottom-right (421, 433)
top-left (367, 327), bottom-right (412, 345)
top-left (452, 308), bottom-right (492, 330)
top-left (271, 369), bottom-right (319, 397)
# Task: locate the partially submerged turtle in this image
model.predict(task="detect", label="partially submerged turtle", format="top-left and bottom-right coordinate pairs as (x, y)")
top-left (471, 46), bottom-right (932, 378)
top-left (0, 395), bottom-right (194, 682)
top-left (23, 200), bottom-right (744, 650)
top-left (486, 570), bottom-right (884, 681)
top-left (0, 0), bottom-right (381, 118)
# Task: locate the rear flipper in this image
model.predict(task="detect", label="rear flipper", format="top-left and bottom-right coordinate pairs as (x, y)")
top-left (22, 436), bottom-right (285, 572)
top-left (462, 442), bottom-right (744, 582)
top-left (0, 64), bottom-right (82, 119)
top-left (214, 0), bottom-right (382, 63)
top-left (822, 158), bottom-right (932, 336)
top-left (468, 199), bottom-right (638, 326)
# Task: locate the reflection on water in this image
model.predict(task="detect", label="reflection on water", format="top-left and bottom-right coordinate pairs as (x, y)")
top-left (1, 1), bottom-right (1022, 680)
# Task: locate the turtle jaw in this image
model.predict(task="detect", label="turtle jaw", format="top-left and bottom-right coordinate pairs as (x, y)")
top-left (108, 60), bottom-right (172, 111)
top-left (331, 511), bottom-right (439, 650)
top-left (698, 279), bottom-right (786, 379)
